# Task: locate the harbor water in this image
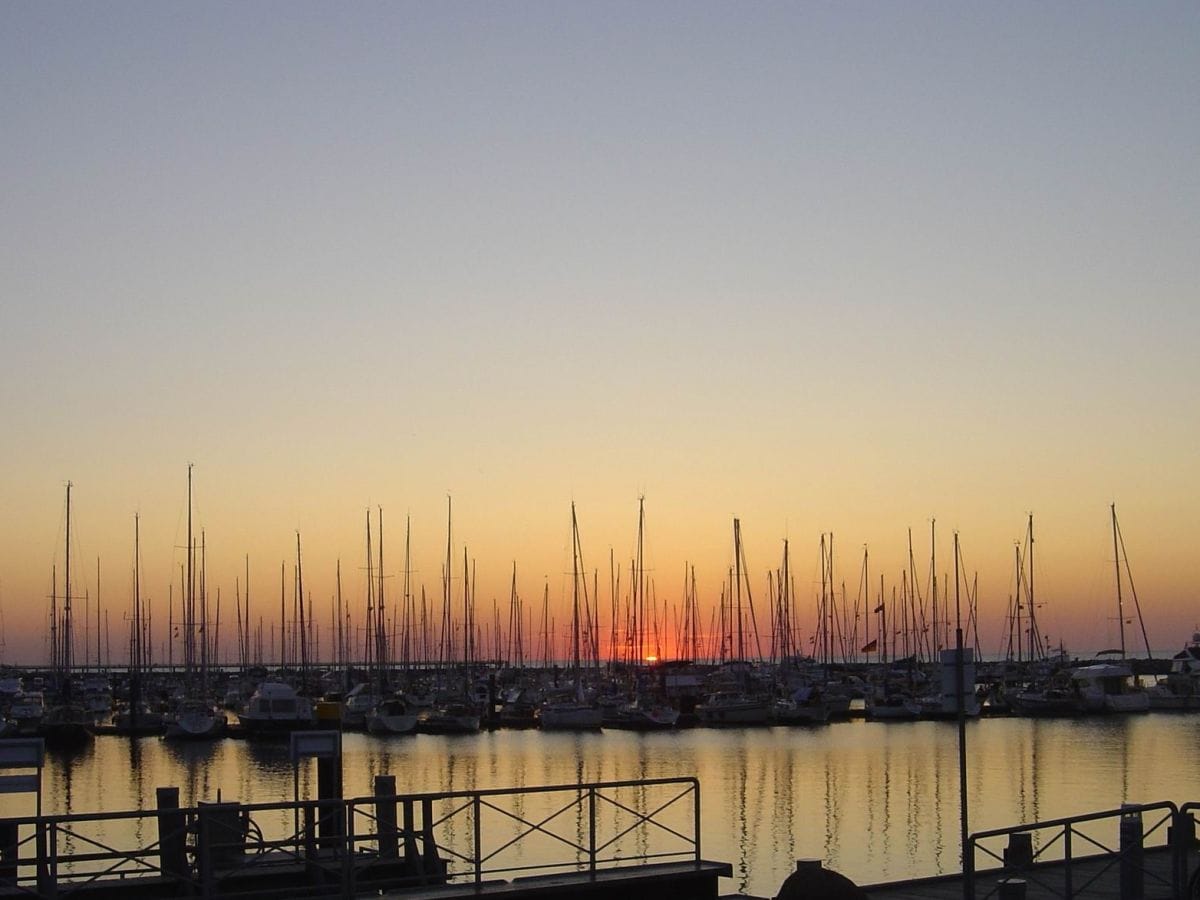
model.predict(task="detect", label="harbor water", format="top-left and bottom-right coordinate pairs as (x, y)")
top-left (15, 714), bottom-right (1200, 898)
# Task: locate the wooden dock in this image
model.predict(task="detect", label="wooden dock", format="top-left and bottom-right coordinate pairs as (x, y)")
top-left (725, 847), bottom-right (1182, 900)
top-left (864, 846), bottom-right (1178, 899)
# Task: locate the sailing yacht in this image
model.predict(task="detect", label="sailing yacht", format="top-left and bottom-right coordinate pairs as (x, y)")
top-left (41, 482), bottom-right (94, 749)
top-left (539, 504), bottom-right (603, 731)
top-left (164, 467), bottom-right (227, 741)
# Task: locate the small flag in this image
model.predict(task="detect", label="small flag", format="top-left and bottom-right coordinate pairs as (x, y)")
top-left (861, 639), bottom-right (878, 653)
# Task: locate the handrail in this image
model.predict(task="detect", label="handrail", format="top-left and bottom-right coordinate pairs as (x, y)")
top-left (964, 800), bottom-right (1183, 900)
top-left (0, 776), bottom-right (702, 899)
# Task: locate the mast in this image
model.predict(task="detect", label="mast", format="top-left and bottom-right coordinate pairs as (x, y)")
top-left (402, 515), bottom-right (412, 668)
top-left (571, 503), bottom-right (582, 674)
top-left (733, 518), bottom-right (744, 662)
top-left (1111, 503), bottom-right (1126, 659)
top-left (377, 508), bottom-right (387, 688)
top-left (296, 531), bottom-right (308, 685)
top-left (1013, 542), bottom-right (1023, 663)
top-left (1027, 514), bottom-right (1037, 660)
top-left (336, 559), bottom-right (344, 685)
top-left (930, 519), bottom-right (938, 657)
top-left (64, 481), bottom-right (73, 684)
top-left (186, 465), bottom-right (194, 686)
top-left (133, 514), bottom-right (142, 671)
top-left (244, 555), bottom-right (251, 671)
top-left (200, 531), bottom-right (208, 692)
top-left (278, 560), bottom-right (286, 669)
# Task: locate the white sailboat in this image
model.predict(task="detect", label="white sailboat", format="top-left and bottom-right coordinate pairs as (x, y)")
top-left (164, 467), bottom-right (227, 741)
top-left (538, 504), bottom-right (602, 731)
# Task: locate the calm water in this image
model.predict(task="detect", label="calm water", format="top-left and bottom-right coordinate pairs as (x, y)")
top-left (19, 716), bottom-right (1200, 897)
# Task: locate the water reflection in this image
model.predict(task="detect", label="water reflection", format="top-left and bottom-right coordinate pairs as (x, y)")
top-left (31, 716), bottom-right (1200, 898)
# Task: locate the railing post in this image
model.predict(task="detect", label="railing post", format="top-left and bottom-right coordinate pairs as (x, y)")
top-left (316, 752), bottom-right (343, 851)
top-left (343, 800), bottom-right (354, 900)
top-left (374, 775), bottom-right (398, 859)
top-left (421, 798), bottom-right (443, 883)
top-left (588, 787), bottom-right (597, 873)
top-left (1170, 807), bottom-right (1193, 899)
top-left (962, 833), bottom-right (974, 900)
top-left (303, 805), bottom-right (318, 862)
top-left (35, 821), bottom-right (55, 900)
top-left (693, 779), bottom-right (701, 862)
top-left (473, 794), bottom-right (482, 884)
top-left (0, 820), bottom-right (18, 887)
top-left (403, 799), bottom-right (421, 874)
top-left (1064, 823), bottom-right (1073, 899)
top-left (197, 807), bottom-right (213, 900)
top-left (156, 787), bottom-right (188, 886)
top-left (1119, 805), bottom-right (1144, 900)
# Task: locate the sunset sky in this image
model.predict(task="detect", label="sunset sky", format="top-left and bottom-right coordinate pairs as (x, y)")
top-left (2, 3), bottom-right (1197, 664)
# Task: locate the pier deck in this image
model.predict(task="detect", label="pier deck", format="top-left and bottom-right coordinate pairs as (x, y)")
top-left (863, 846), bottom-right (1178, 899)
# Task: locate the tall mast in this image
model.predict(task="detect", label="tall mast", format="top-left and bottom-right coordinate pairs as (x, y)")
top-left (64, 481), bottom-right (73, 679)
top-left (296, 531), bottom-right (307, 683)
top-left (402, 515), bottom-right (412, 668)
top-left (930, 519), bottom-right (938, 657)
top-left (200, 531), bottom-right (208, 690)
top-left (1013, 542), bottom-right (1023, 663)
top-left (733, 518), bottom-right (744, 662)
top-left (244, 555), bottom-right (251, 671)
top-left (186, 465), bottom-right (194, 683)
top-left (1111, 503), bottom-right (1126, 658)
top-left (96, 556), bottom-right (102, 671)
top-left (336, 559), bottom-right (344, 684)
top-left (1027, 514), bottom-right (1038, 661)
top-left (134, 514), bottom-right (142, 671)
top-left (444, 496), bottom-right (453, 670)
top-left (571, 504), bottom-right (580, 672)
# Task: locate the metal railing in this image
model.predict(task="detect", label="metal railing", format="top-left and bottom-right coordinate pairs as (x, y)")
top-left (0, 776), bottom-right (702, 899)
top-left (347, 776), bottom-right (701, 888)
top-left (964, 800), bottom-right (1198, 900)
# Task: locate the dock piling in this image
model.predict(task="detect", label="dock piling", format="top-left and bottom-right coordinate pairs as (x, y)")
top-left (374, 775), bottom-right (398, 859)
top-left (1003, 832), bottom-right (1033, 870)
top-left (317, 751), bottom-right (343, 848)
top-left (1119, 805), bottom-right (1143, 900)
top-left (156, 787), bottom-right (188, 884)
top-left (0, 821), bottom-right (17, 886)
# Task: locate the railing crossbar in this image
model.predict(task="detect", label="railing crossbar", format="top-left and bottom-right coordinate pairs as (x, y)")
top-left (593, 787), bottom-right (695, 854)
top-left (429, 798), bottom-right (474, 832)
top-left (478, 794), bottom-right (589, 864)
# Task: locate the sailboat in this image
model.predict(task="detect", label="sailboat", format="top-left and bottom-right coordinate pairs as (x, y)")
top-left (40, 481), bottom-right (95, 749)
top-left (603, 499), bottom-right (678, 731)
top-left (164, 466), bottom-right (227, 740)
top-left (239, 532), bottom-right (316, 735)
top-left (418, 499), bottom-right (482, 735)
top-left (363, 508), bottom-right (418, 736)
top-left (538, 504), bottom-right (603, 731)
top-left (1066, 505), bottom-right (1150, 715)
top-left (114, 513), bottom-right (165, 735)
top-left (696, 519), bottom-right (771, 727)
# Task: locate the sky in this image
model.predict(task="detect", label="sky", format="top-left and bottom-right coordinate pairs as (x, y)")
top-left (1, 2), bottom-right (1198, 665)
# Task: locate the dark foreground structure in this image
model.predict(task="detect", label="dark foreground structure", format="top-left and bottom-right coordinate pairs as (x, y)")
top-left (2, 737), bottom-right (1197, 900)
top-left (0, 736), bottom-right (729, 900)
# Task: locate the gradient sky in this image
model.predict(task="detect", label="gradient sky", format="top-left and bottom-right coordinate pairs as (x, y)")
top-left (2, 2), bottom-right (1197, 664)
